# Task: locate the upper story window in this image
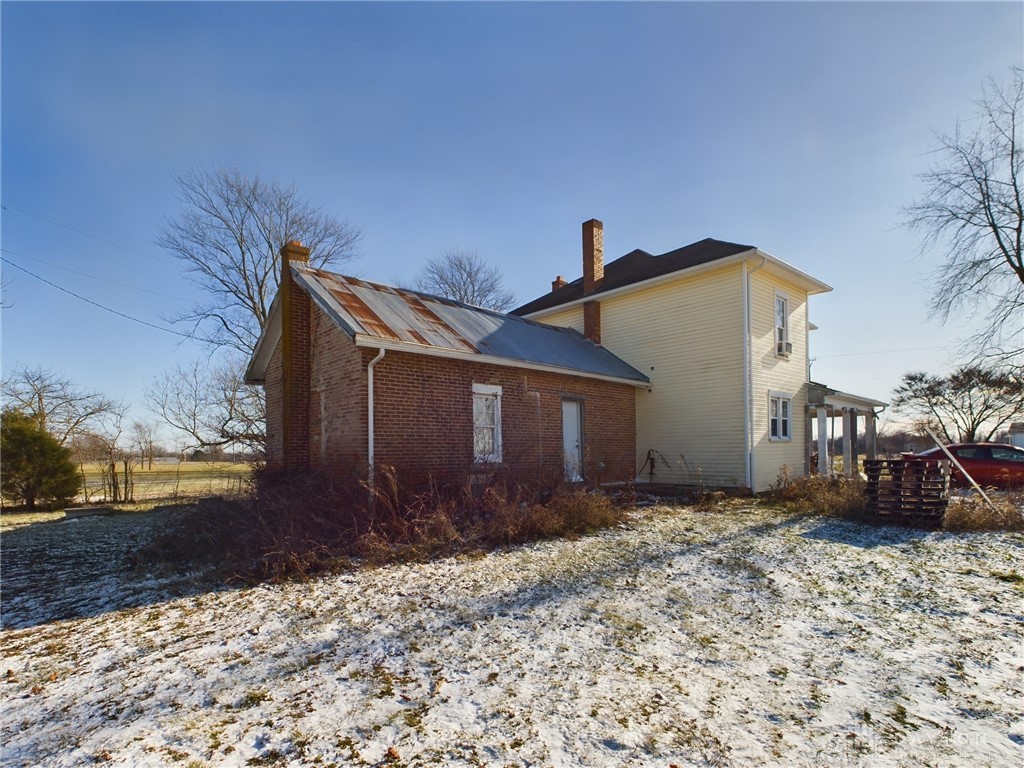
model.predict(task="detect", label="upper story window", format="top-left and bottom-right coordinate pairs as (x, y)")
top-left (775, 292), bottom-right (791, 358)
top-left (769, 392), bottom-right (791, 440)
top-left (472, 383), bottom-right (502, 463)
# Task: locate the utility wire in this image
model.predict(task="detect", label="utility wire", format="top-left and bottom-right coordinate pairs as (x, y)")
top-left (1, 257), bottom-right (215, 344)
top-left (1, 202), bottom-right (179, 266)
top-left (0, 247), bottom-right (190, 301)
top-left (815, 344), bottom-right (955, 359)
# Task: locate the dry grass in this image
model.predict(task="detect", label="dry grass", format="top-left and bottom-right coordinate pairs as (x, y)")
top-left (130, 466), bottom-right (630, 582)
top-left (942, 490), bottom-right (1024, 532)
top-left (763, 469), bottom-right (867, 519)
top-left (76, 461), bottom-right (250, 503)
top-left (762, 466), bottom-right (1024, 532)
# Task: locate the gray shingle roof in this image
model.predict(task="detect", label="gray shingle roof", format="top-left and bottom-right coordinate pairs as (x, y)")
top-left (513, 238), bottom-right (755, 316)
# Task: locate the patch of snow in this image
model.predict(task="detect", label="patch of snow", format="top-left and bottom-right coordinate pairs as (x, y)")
top-left (2, 507), bottom-right (1022, 767)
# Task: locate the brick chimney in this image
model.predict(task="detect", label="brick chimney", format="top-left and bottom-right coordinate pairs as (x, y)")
top-left (551, 275), bottom-right (567, 292)
top-left (582, 219), bottom-right (604, 295)
top-left (281, 240), bottom-right (311, 472)
top-left (582, 219), bottom-right (603, 344)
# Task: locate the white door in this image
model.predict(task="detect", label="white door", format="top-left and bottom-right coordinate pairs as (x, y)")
top-left (562, 400), bottom-right (583, 482)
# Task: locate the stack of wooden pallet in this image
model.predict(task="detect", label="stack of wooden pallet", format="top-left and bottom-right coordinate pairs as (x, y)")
top-left (863, 459), bottom-right (949, 529)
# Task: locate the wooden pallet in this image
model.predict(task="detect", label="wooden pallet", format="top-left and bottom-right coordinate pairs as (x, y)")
top-left (863, 459), bottom-right (949, 529)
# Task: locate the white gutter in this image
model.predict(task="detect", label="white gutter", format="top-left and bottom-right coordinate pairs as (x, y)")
top-left (352, 335), bottom-right (651, 388)
top-left (743, 256), bottom-right (768, 491)
top-left (366, 348), bottom-right (386, 489)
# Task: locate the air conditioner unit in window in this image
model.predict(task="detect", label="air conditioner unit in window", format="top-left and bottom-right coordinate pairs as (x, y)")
top-left (777, 340), bottom-right (793, 356)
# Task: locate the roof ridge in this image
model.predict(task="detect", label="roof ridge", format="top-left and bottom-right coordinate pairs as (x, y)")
top-left (511, 237), bottom-right (756, 316)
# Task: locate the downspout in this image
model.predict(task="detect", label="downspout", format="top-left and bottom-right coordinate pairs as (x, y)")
top-left (366, 348), bottom-right (386, 490)
top-left (743, 256), bottom-right (768, 491)
top-left (867, 404), bottom-right (887, 460)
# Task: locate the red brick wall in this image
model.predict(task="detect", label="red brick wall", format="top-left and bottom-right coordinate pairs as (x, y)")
top-left (265, 301), bottom-right (638, 487)
top-left (369, 349), bottom-right (637, 487)
top-left (281, 247), bottom-right (311, 472)
top-left (308, 312), bottom-right (368, 479)
top-left (265, 339), bottom-right (284, 472)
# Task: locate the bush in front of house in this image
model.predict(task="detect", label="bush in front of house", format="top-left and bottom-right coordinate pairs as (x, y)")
top-left (131, 465), bottom-right (630, 582)
top-left (764, 470), bottom-right (867, 519)
top-left (352, 466), bottom-right (627, 566)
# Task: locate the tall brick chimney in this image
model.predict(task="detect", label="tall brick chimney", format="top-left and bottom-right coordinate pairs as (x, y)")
top-left (280, 240), bottom-right (311, 472)
top-left (582, 219), bottom-right (604, 295)
top-left (582, 219), bottom-right (603, 344)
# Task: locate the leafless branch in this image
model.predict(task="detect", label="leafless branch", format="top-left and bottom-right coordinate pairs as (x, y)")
top-left (412, 249), bottom-right (516, 311)
top-left (0, 365), bottom-right (121, 446)
top-left (157, 166), bottom-right (362, 356)
top-left (147, 355), bottom-right (266, 452)
top-left (891, 365), bottom-right (1024, 443)
top-left (903, 67), bottom-right (1024, 365)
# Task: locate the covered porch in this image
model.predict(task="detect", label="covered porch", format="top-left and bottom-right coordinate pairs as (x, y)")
top-left (806, 382), bottom-right (887, 478)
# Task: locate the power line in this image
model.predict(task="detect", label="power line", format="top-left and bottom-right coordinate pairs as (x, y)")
top-left (0, 247), bottom-right (190, 301)
top-left (815, 344), bottom-right (955, 359)
top-left (0, 202), bottom-right (179, 266)
top-left (1, 257), bottom-right (215, 344)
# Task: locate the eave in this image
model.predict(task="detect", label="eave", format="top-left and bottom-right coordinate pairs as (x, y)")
top-left (521, 249), bottom-right (832, 320)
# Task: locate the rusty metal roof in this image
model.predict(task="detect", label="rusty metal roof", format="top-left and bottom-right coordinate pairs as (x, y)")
top-left (290, 265), bottom-right (649, 385)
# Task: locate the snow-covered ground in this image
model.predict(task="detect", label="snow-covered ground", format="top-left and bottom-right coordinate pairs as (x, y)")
top-left (1, 506), bottom-right (1022, 767)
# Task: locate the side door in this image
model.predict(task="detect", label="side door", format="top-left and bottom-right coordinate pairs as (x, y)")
top-left (562, 399), bottom-right (583, 482)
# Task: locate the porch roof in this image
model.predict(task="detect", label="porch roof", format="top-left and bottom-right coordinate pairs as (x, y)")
top-left (807, 381), bottom-right (887, 415)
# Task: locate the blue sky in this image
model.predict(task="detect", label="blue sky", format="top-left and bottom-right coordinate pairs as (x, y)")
top-left (2, 1), bottom-right (1022, 443)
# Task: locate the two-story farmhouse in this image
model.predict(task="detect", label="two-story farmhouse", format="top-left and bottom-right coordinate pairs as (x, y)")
top-left (249, 221), bottom-right (882, 494)
top-left (513, 219), bottom-right (875, 493)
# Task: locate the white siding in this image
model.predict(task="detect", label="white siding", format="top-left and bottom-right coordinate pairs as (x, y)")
top-left (534, 305), bottom-right (584, 333)
top-left (533, 264), bottom-right (747, 488)
top-left (749, 272), bottom-right (810, 492)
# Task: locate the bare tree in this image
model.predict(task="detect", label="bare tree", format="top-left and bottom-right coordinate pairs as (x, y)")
top-left (1, 365), bottom-right (119, 446)
top-left (413, 249), bottom-right (516, 311)
top-left (891, 365), bottom-right (1024, 443)
top-left (903, 66), bottom-right (1024, 362)
top-left (131, 420), bottom-right (161, 470)
top-left (69, 430), bottom-right (109, 503)
top-left (93, 406), bottom-right (135, 502)
top-left (148, 356), bottom-right (265, 452)
top-left (158, 166), bottom-right (362, 356)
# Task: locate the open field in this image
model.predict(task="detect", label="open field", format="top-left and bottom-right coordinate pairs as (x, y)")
top-left (74, 461), bottom-right (251, 504)
top-left (1, 504), bottom-right (1022, 767)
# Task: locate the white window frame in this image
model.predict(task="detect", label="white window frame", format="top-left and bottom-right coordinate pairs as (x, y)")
top-left (472, 383), bottom-right (502, 463)
top-left (774, 291), bottom-right (790, 358)
top-left (769, 391), bottom-right (792, 441)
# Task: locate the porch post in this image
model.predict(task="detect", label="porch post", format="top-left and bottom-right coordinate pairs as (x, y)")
top-left (805, 406), bottom-right (813, 475)
top-left (866, 412), bottom-right (878, 460)
top-left (817, 409), bottom-right (829, 476)
top-left (849, 409), bottom-right (859, 476)
top-left (842, 409), bottom-right (853, 477)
